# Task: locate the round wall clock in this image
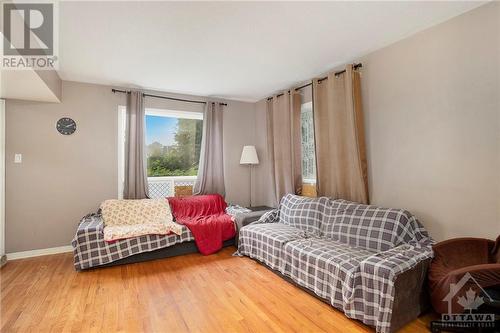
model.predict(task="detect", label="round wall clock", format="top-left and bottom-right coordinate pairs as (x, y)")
top-left (56, 117), bottom-right (77, 135)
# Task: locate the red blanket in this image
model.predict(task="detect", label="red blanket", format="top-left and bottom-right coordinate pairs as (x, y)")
top-left (167, 194), bottom-right (235, 255)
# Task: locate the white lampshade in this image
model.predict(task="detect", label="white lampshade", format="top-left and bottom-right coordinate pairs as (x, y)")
top-left (240, 145), bottom-right (259, 165)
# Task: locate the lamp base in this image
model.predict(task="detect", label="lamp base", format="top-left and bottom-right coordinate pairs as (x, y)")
top-left (249, 164), bottom-right (252, 207)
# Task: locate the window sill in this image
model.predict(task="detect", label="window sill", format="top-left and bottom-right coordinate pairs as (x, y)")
top-left (302, 179), bottom-right (316, 185)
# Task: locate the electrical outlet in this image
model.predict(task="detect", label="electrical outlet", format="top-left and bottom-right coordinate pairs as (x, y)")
top-left (14, 154), bottom-right (22, 163)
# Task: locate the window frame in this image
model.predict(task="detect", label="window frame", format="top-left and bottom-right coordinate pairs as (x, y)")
top-left (145, 108), bottom-right (203, 121)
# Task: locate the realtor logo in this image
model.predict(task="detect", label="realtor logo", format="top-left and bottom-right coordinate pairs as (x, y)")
top-left (2, 1), bottom-right (58, 69)
top-left (3, 3), bottom-right (53, 55)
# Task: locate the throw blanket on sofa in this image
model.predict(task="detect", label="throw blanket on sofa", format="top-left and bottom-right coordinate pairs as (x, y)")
top-left (101, 199), bottom-right (183, 241)
top-left (237, 194), bottom-right (434, 333)
top-left (168, 194), bottom-right (235, 255)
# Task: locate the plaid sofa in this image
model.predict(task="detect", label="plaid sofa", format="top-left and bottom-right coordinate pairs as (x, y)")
top-left (237, 194), bottom-right (434, 333)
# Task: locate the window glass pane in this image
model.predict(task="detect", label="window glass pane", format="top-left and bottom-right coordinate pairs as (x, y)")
top-left (145, 114), bottom-right (203, 177)
top-left (301, 101), bottom-right (316, 183)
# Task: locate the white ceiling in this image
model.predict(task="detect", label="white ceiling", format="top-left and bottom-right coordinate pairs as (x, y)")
top-left (58, 1), bottom-right (486, 102)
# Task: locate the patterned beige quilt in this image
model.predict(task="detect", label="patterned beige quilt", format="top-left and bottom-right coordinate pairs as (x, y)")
top-left (100, 199), bottom-right (183, 241)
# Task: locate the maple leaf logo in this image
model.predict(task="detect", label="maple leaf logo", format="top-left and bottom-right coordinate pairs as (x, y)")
top-left (457, 288), bottom-right (484, 312)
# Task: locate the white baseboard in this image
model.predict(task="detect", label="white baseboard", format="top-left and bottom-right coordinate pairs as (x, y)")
top-left (6, 245), bottom-right (73, 260)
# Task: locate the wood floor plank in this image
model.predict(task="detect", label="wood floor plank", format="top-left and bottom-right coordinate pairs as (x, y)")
top-left (0, 247), bottom-right (433, 333)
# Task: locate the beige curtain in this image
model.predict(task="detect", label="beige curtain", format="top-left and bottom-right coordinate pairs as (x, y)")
top-left (194, 102), bottom-right (225, 196)
top-left (267, 91), bottom-right (302, 205)
top-left (124, 91), bottom-right (149, 199)
top-left (313, 64), bottom-right (369, 204)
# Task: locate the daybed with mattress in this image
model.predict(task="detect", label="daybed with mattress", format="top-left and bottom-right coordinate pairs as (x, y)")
top-left (72, 194), bottom-right (237, 270)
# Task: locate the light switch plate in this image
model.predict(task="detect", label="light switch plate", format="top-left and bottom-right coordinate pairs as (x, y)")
top-left (14, 154), bottom-right (22, 163)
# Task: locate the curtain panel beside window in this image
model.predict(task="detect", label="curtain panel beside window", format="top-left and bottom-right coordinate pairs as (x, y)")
top-left (193, 102), bottom-right (225, 196)
top-left (312, 64), bottom-right (369, 204)
top-left (124, 91), bottom-right (150, 199)
top-left (267, 91), bottom-right (302, 206)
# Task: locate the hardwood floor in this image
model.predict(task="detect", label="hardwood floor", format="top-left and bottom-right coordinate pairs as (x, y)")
top-left (1, 247), bottom-right (435, 332)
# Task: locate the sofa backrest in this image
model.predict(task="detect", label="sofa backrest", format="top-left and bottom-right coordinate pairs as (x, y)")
top-left (277, 195), bottom-right (431, 252)
top-left (278, 194), bottom-right (328, 236)
top-left (167, 194), bottom-right (227, 220)
top-left (321, 199), bottom-right (427, 252)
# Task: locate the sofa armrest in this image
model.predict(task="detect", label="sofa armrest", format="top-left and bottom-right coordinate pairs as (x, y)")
top-left (252, 209), bottom-right (280, 225)
top-left (71, 213), bottom-right (104, 270)
top-left (446, 263), bottom-right (500, 289)
top-left (355, 244), bottom-right (432, 332)
top-left (430, 262), bottom-right (500, 314)
top-left (433, 237), bottom-right (494, 268)
top-left (390, 258), bottom-right (432, 333)
top-left (71, 213), bottom-right (103, 246)
top-left (360, 243), bottom-right (433, 279)
top-left (433, 237), bottom-right (494, 252)
top-left (78, 213), bottom-right (104, 232)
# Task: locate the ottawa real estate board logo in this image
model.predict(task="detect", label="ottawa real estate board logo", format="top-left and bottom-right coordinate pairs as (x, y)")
top-left (431, 272), bottom-right (498, 331)
top-left (2, 1), bottom-right (58, 70)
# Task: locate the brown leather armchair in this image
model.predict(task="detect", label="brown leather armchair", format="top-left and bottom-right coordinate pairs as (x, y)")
top-left (428, 236), bottom-right (500, 314)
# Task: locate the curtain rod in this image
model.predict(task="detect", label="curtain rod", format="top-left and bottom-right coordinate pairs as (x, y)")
top-left (267, 63), bottom-right (362, 101)
top-left (111, 89), bottom-right (228, 106)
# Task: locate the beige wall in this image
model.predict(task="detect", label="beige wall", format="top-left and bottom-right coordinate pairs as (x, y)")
top-left (360, 2), bottom-right (499, 241)
top-left (252, 99), bottom-right (276, 207)
top-left (254, 2), bottom-right (499, 241)
top-left (5, 81), bottom-right (255, 253)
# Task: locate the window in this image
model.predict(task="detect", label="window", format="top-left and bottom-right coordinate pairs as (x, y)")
top-left (145, 108), bottom-right (203, 177)
top-left (117, 107), bottom-right (203, 199)
top-left (301, 101), bottom-right (316, 183)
